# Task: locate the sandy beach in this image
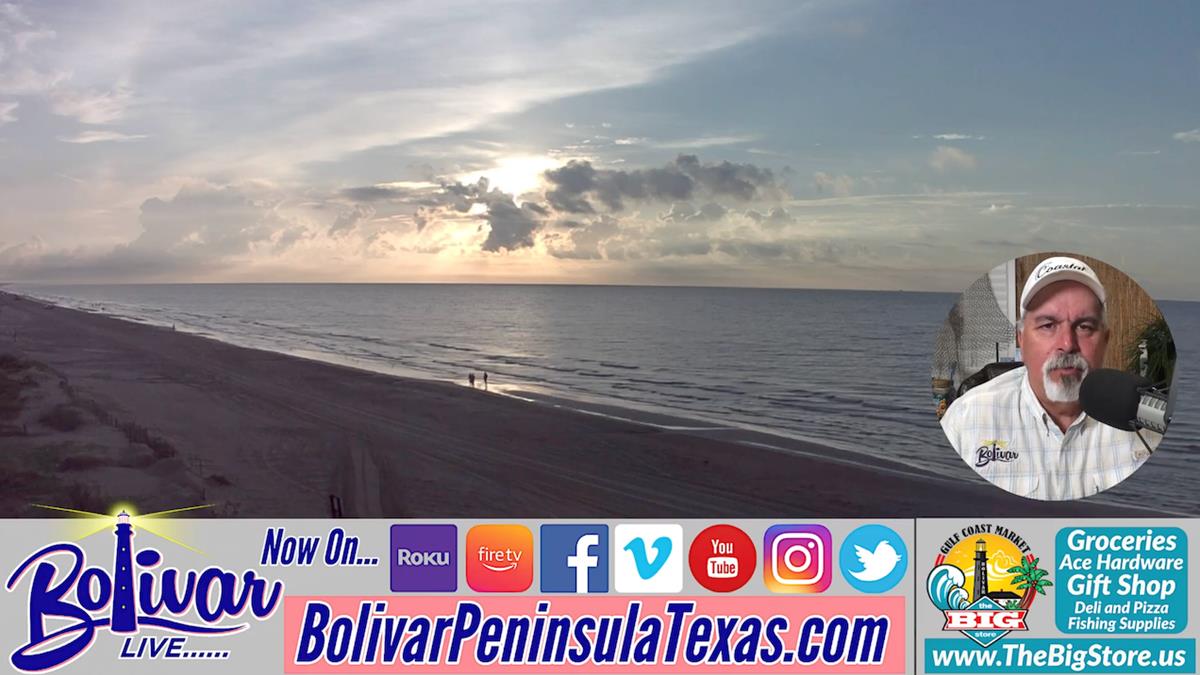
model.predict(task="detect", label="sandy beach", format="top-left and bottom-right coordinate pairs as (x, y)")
top-left (0, 290), bottom-right (1164, 518)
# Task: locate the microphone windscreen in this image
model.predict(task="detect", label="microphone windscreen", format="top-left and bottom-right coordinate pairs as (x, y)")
top-left (1079, 368), bottom-right (1149, 431)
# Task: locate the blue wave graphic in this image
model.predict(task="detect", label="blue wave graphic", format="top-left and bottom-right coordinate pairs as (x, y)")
top-left (927, 564), bottom-right (970, 610)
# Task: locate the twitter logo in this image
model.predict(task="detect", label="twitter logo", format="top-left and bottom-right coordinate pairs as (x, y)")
top-left (838, 524), bottom-right (907, 593)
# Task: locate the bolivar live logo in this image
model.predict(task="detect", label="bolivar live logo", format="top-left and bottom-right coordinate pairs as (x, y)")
top-left (926, 524), bottom-right (1051, 648)
top-left (5, 511), bottom-right (283, 672)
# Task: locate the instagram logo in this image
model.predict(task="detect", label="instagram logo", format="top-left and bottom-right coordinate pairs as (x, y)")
top-left (764, 524), bottom-right (832, 593)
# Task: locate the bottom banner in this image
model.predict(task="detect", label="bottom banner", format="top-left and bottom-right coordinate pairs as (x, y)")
top-left (284, 595), bottom-right (904, 672)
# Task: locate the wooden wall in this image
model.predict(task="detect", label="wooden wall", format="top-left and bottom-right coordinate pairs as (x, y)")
top-left (1014, 252), bottom-right (1162, 371)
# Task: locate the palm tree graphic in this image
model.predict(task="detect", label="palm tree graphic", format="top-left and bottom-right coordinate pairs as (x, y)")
top-left (1007, 556), bottom-right (1053, 610)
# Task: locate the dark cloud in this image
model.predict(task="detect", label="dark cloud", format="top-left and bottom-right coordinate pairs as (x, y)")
top-left (410, 177), bottom-right (549, 252)
top-left (543, 155), bottom-right (787, 214)
top-left (339, 186), bottom-right (410, 202)
top-left (7, 155), bottom-right (801, 281)
top-left (544, 161), bottom-right (598, 213)
top-left (339, 155), bottom-right (789, 255)
top-left (479, 195), bottom-right (544, 252)
top-left (329, 204), bottom-right (375, 235)
top-left (745, 206), bottom-right (794, 228)
top-left (674, 154), bottom-right (771, 201)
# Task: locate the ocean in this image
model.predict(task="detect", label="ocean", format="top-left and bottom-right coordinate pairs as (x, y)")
top-left (11, 283), bottom-right (1198, 514)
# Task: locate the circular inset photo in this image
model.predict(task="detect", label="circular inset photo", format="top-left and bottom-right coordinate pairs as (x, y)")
top-left (931, 252), bottom-right (1177, 501)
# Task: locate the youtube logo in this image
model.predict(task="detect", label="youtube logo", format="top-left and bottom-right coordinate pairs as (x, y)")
top-left (688, 524), bottom-right (756, 592)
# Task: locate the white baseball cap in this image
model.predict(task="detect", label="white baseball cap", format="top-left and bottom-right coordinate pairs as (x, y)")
top-left (1020, 256), bottom-right (1106, 311)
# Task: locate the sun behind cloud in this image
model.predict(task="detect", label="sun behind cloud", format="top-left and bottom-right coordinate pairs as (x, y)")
top-left (456, 155), bottom-right (564, 200)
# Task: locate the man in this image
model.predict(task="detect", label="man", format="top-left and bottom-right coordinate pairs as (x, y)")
top-left (940, 256), bottom-right (1159, 500)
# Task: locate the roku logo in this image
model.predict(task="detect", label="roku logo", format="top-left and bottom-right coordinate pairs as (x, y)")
top-left (395, 549), bottom-right (451, 566)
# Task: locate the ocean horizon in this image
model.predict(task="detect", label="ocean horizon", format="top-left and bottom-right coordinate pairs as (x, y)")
top-left (12, 283), bottom-right (1197, 513)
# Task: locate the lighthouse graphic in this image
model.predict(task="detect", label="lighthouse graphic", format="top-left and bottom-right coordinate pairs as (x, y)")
top-left (972, 538), bottom-right (989, 602)
top-left (111, 510), bottom-right (137, 633)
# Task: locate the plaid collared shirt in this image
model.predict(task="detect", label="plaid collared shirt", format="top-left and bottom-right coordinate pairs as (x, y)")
top-left (940, 366), bottom-right (1158, 501)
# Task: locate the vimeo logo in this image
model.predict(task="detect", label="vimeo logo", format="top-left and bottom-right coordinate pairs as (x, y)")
top-left (615, 524), bottom-right (682, 593)
top-left (540, 525), bottom-right (608, 593)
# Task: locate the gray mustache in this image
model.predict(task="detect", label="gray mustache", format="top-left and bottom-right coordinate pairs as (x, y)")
top-left (1044, 352), bottom-right (1088, 373)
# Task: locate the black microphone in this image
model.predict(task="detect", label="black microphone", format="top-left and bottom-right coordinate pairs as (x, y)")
top-left (1079, 368), bottom-right (1171, 434)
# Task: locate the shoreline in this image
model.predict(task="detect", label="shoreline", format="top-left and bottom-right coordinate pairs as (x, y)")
top-left (0, 290), bottom-right (1172, 518)
top-left (10, 284), bottom-right (927, 470)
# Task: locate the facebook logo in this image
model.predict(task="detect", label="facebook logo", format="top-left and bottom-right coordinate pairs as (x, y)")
top-left (539, 524), bottom-right (609, 593)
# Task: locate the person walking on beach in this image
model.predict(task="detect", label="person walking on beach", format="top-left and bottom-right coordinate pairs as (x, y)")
top-left (483, 371), bottom-right (488, 390)
top-left (468, 372), bottom-right (476, 388)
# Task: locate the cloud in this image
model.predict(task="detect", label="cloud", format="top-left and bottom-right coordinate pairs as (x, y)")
top-left (479, 193), bottom-right (545, 252)
top-left (58, 130), bottom-right (148, 143)
top-left (0, 235), bottom-right (46, 265)
top-left (3, 181), bottom-right (321, 281)
top-left (544, 155), bottom-right (787, 213)
top-left (712, 238), bottom-right (851, 263)
top-left (929, 145), bottom-right (977, 171)
top-left (813, 172), bottom-right (856, 197)
top-left (329, 203), bottom-right (375, 235)
top-left (544, 216), bottom-right (622, 260)
top-left (652, 135), bottom-right (758, 149)
top-left (389, 154), bottom-right (794, 258)
top-left (544, 213), bottom-right (853, 265)
top-left (658, 201), bottom-right (728, 223)
top-left (745, 206), bottom-right (794, 228)
top-left (933, 133), bottom-right (986, 141)
top-left (339, 185), bottom-right (413, 202)
top-left (137, 3), bottom-right (783, 175)
top-left (614, 137), bottom-right (646, 145)
top-left (0, 100), bottom-right (16, 125)
top-left (1173, 129), bottom-right (1200, 143)
top-left (0, 4), bottom-right (65, 95)
top-left (2, 181), bottom-right (325, 281)
top-left (407, 177), bottom-right (550, 252)
top-left (50, 85), bottom-right (133, 124)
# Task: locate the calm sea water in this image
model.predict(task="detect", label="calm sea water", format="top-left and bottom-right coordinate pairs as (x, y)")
top-left (13, 284), bottom-right (1198, 513)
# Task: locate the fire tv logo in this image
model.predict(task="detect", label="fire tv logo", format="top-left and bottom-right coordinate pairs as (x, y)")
top-left (466, 525), bottom-right (533, 592)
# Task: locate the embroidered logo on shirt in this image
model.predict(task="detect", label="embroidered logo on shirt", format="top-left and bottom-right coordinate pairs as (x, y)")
top-left (975, 441), bottom-right (1019, 467)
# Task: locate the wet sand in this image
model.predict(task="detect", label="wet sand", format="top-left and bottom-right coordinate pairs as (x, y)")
top-left (0, 290), bottom-right (1162, 517)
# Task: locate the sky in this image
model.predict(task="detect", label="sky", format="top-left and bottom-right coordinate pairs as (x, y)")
top-left (1, 0), bottom-right (1198, 298)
